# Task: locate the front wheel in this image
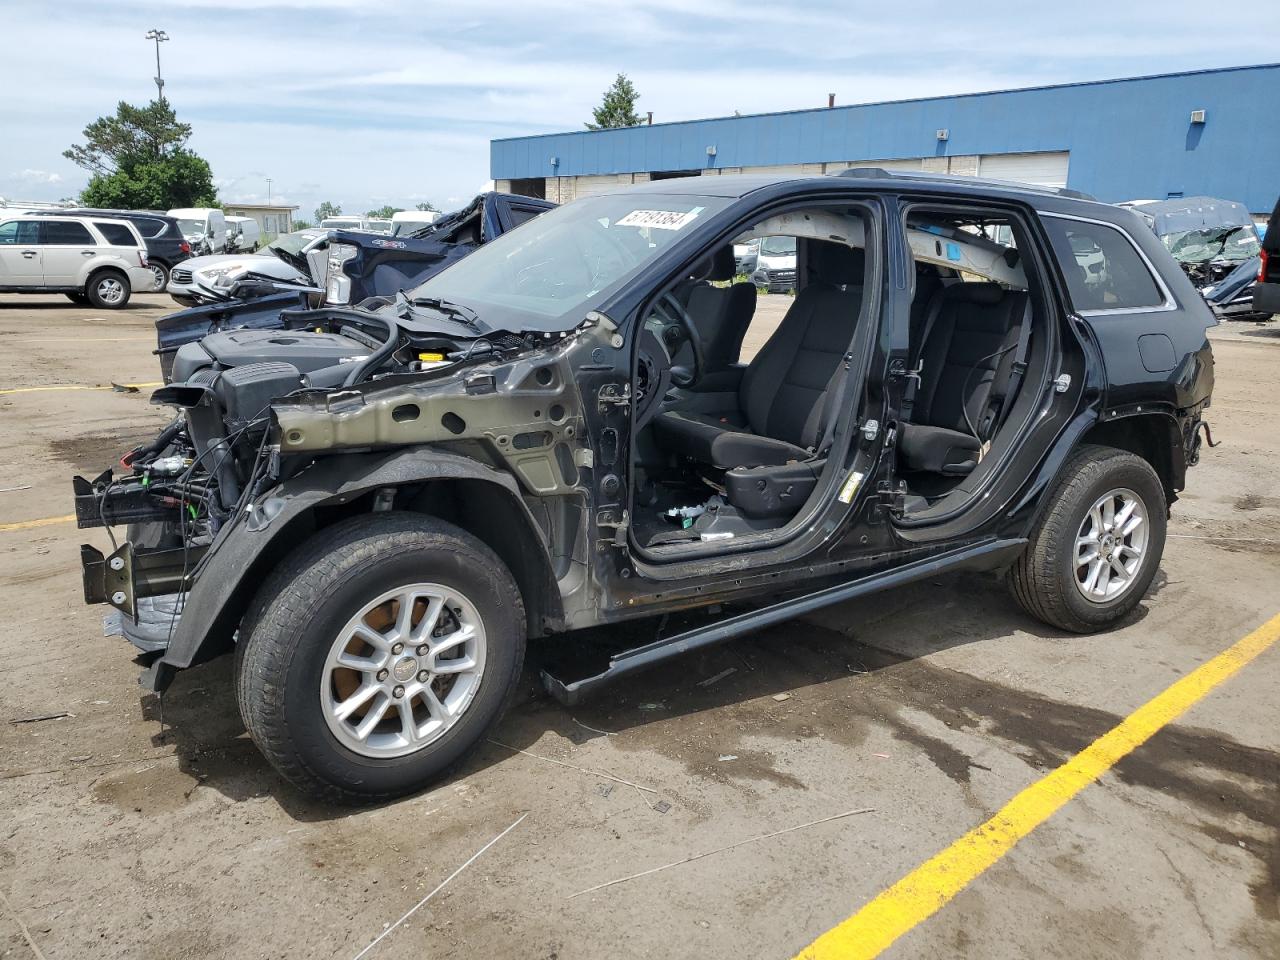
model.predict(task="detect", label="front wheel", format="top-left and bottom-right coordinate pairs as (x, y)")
top-left (235, 513), bottom-right (526, 803)
top-left (1009, 444), bottom-right (1166, 632)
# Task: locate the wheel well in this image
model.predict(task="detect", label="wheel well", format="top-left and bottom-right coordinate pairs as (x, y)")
top-left (1079, 414), bottom-right (1184, 504)
top-left (308, 479), bottom-right (562, 638)
top-left (85, 265), bottom-right (127, 288)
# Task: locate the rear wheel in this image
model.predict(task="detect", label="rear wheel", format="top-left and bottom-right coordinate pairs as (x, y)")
top-left (86, 269), bottom-right (131, 309)
top-left (235, 513), bottom-right (526, 803)
top-left (1009, 444), bottom-right (1166, 632)
top-left (148, 262), bottom-right (169, 292)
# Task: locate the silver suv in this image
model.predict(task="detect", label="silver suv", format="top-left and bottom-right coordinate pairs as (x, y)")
top-left (0, 214), bottom-right (153, 308)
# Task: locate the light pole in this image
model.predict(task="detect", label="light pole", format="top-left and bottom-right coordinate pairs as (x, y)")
top-left (266, 178), bottom-right (273, 204)
top-left (145, 29), bottom-right (169, 102)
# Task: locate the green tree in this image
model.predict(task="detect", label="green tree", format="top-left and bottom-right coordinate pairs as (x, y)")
top-left (365, 205), bottom-right (404, 219)
top-left (80, 150), bottom-right (217, 210)
top-left (293, 219), bottom-right (313, 230)
top-left (586, 73), bottom-right (642, 130)
top-left (314, 201), bottom-right (342, 222)
top-left (415, 201), bottom-right (438, 212)
top-left (64, 99), bottom-right (217, 208)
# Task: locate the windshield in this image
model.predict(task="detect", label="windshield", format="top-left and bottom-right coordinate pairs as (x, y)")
top-left (265, 230), bottom-right (323, 258)
top-left (406, 193), bottom-right (731, 331)
top-left (392, 220), bottom-right (434, 236)
top-left (177, 218), bottom-right (205, 235)
top-left (1165, 226), bottom-right (1260, 264)
top-left (760, 235), bottom-right (797, 257)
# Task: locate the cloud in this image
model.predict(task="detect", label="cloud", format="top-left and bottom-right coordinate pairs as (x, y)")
top-left (15, 169), bottom-right (63, 184)
top-left (1, 0), bottom-right (1277, 213)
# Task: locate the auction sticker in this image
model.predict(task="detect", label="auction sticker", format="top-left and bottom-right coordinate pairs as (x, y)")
top-left (617, 208), bottom-right (702, 230)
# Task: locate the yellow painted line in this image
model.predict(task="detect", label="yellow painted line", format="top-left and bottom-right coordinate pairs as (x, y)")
top-left (0, 515), bottom-right (77, 533)
top-left (0, 382), bottom-right (162, 396)
top-left (794, 611), bottom-right (1280, 960)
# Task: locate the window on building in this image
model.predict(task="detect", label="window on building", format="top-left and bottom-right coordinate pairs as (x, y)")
top-left (93, 222), bottom-right (137, 246)
top-left (43, 220), bottom-right (94, 245)
top-left (1042, 217), bottom-right (1164, 312)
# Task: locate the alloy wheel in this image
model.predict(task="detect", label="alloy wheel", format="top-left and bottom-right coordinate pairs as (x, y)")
top-left (96, 276), bottom-right (126, 305)
top-left (1073, 487), bottom-right (1149, 603)
top-left (320, 583), bottom-right (486, 758)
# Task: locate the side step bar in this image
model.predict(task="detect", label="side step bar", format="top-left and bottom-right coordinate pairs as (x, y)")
top-left (540, 538), bottom-right (1027, 705)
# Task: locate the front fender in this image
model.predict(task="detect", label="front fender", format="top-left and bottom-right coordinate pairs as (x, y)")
top-left (151, 446), bottom-right (550, 688)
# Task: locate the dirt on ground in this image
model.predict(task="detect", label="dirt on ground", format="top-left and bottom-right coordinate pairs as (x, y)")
top-left (1, 294), bottom-right (1277, 959)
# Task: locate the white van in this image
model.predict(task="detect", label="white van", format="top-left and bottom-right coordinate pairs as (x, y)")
top-left (391, 210), bottom-right (439, 236)
top-left (169, 207), bottom-right (229, 255)
top-left (225, 216), bottom-right (261, 253)
top-left (319, 216), bottom-right (366, 231)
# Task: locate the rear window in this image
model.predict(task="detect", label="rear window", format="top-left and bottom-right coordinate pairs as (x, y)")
top-left (94, 221), bottom-right (137, 246)
top-left (43, 220), bottom-right (94, 245)
top-left (133, 217), bottom-right (166, 238)
top-left (1042, 217), bottom-right (1165, 312)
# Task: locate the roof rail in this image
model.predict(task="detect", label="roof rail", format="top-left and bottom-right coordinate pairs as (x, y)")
top-left (833, 167), bottom-right (1096, 201)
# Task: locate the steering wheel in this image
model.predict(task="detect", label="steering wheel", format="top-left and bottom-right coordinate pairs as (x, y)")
top-left (652, 292), bottom-right (704, 388)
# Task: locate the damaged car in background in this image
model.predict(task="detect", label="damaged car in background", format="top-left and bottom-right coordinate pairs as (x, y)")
top-left (1129, 195), bottom-right (1269, 321)
top-left (156, 192), bottom-right (555, 378)
top-left (74, 171), bottom-right (1214, 802)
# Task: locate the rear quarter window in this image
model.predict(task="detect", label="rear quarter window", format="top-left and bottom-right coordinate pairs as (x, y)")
top-left (1042, 216), bottom-right (1165, 312)
top-left (93, 221), bottom-right (137, 246)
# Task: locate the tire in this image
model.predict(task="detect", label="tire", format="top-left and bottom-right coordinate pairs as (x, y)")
top-left (85, 269), bottom-right (131, 309)
top-left (65, 292), bottom-right (89, 305)
top-left (148, 262), bottom-right (169, 292)
top-left (235, 512), bottom-right (526, 803)
top-left (1009, 444), bottom-right (1167, 633)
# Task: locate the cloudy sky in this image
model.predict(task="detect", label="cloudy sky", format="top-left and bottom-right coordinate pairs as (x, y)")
top-left (3, 0), bottom-right (1277, 220)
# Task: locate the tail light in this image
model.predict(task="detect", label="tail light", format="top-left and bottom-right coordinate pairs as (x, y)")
top-left (179, 240), bottom-right (191, 254)
top-left (1260, 249), bottom-right (1269, 283)
top-left (138, 251), bottom-right (149, 267)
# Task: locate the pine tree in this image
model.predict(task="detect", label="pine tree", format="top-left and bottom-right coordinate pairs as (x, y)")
top-left (587, 74), bottom-right (643, 130)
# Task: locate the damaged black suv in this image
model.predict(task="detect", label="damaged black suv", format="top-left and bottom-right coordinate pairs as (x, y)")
top-left (74, 170), bottom-right (1216, 802)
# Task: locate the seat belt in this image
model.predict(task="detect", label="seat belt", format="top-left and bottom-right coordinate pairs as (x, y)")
top-left (984, 298), bottom-right (1033, 444)
top-left (900, 287), bottom-right (947, 424)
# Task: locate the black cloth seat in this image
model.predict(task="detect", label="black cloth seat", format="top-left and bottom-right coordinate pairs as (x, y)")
top-left (899, 282), bottom-right (1027, 476)
top-left (673, 247), bottom-right (756, 373)
top-left (655, 242), bottom-right (864, 470)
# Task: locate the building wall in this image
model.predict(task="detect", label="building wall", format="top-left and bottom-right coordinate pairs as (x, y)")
top-left (491, 64), bottom-right (1280, 211)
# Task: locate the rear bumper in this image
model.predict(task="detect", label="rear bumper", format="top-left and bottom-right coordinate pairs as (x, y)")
top-left (127, 265), bottom-right (156, 291)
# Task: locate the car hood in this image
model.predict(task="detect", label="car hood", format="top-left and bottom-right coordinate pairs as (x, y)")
top-left (180, 253), bottom-right (308, 282)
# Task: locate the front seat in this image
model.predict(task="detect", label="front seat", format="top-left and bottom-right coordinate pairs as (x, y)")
top-left (678, 246), bottom-right (756, 376)
top-left (898, 282), bottom-right (1027, 476)
top-left (655, 241), bottom-right (865, 470)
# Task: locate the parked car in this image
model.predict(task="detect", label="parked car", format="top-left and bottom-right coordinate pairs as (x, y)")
top-left (392, 210), bottom-right (439, 236)
top-left (155, 192), bottom-right (555, 377)
top-left (169, 207), bottom-right (230, 256)
top-left (32, 208), bottom-right (191, 291)
top-left (733, 240), bottom-right (758, 276)
top-left (752, 234), bottom-right (797, 291)
top-left (320, 216), bottom-right (367, 231)
top-left (1252, 196), bottom-right (1280, 320)
top-left (0, 214), bottom-right (152, 308)
top-left (225, 216), bottom-right (262, 253)
top-left (366, 218), bottom-right (393, 234)
top-left (74, 170), bottom-right (1214, 802)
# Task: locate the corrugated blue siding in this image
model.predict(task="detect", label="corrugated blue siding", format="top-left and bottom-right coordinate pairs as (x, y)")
top-left (491, 64), bottom-right (1280, 211)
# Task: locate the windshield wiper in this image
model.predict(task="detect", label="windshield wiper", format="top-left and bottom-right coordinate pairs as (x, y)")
top-left (395, 290), bottom-right (483, 329)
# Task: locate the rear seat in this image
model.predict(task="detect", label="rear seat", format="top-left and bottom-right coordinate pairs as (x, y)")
top-left (899, 282), bottom-right (1027, 476)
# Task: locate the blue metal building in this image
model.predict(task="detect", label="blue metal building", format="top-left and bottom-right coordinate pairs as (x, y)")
top-left (491, 63), bottom-right (1279, 212)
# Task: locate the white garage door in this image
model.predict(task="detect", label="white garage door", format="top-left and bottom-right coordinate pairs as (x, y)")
top-left (843, 158), bottom-right (924, 172)
top-left (977, 151), bottom-right (1070, 189)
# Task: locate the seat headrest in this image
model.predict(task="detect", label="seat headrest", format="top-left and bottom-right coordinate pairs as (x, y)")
top-left (688, 245), bottom-right (736, 283)
top-left (945, 281), bottom-right (1005, 305)
top-left (810, 241), bottom-right (865, 287)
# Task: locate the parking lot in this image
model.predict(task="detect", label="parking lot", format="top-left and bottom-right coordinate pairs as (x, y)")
top-left (1, 293), bottom-right (1277, 959)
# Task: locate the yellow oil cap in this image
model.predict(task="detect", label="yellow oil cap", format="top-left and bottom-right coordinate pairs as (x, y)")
top-left (418, 352), bottom-right (446, 362)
